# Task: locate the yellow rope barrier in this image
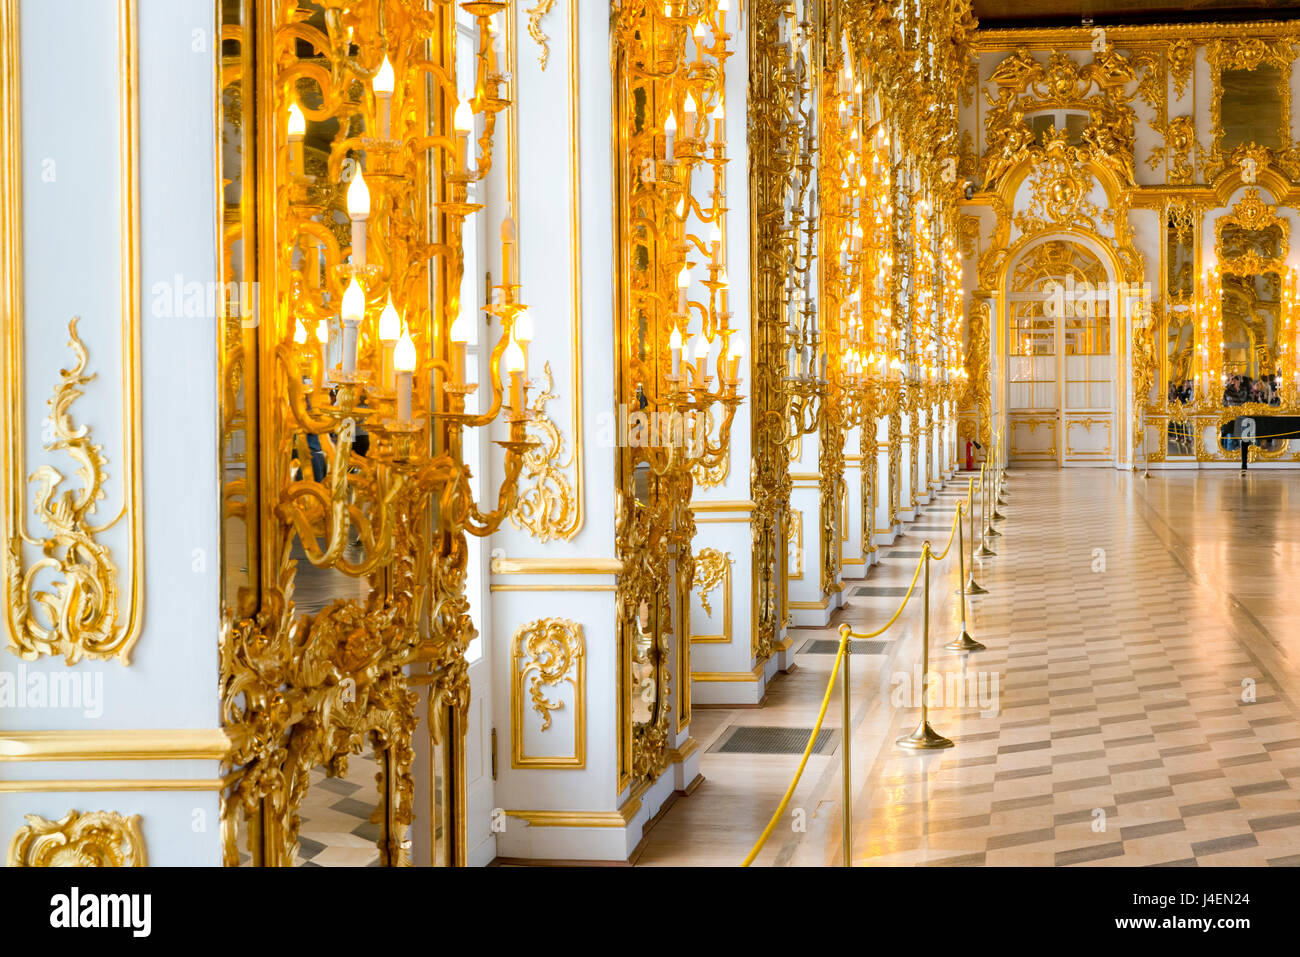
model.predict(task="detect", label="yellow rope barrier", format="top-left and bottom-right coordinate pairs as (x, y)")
top-left (740, 633), bottom-right (847, 867)
top-left (928, 487), bottom-right (969, 561)
top-left (740, 473), bottom-right (986, 866)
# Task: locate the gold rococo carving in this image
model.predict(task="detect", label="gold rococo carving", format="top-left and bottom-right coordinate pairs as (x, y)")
top-left (8, 809), bottom-right (146, 867)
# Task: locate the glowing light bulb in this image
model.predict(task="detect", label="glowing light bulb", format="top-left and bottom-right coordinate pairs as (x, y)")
top-left (678, 264), bottom-right (691, 288)
top-left (693, 334), bottom-right (711, 361)
top-left (346, 169), bottom-right (371, 218)
top-left (513, 309), bottom-right (534, 343)
top-left (378, 296), bottom-right (401, 341)
top-left (504, 335), bottom-right (526, 374)
top-left (454, 99), bottom-right (473, 133)
top-left (449, 310), bottom-right (472, 344)
top-left (287, 103), bottom-right (306, 138)
top-left (342, 278), bottom-right (366, 323)
top-left (373, 56), bottom-right (395, 95)
top-left (294, 319), bottom-right (308, 344)
top-left (712, 99), bottom-right (725, 121)
top-left (394, 329), bottom-right (416, 372)
top-left (670, 326), bottom-right (683, 352)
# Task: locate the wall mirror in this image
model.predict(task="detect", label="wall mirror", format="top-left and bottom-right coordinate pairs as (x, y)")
top-left (1220, 66), bottom-right (1285, 151)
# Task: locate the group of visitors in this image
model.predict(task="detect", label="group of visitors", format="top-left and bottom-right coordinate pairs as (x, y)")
top-left (1223, 373), bottom-right (1282, 407)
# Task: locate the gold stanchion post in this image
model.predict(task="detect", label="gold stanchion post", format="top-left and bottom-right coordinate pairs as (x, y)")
top-left (897, 543), bottom-right (954, 750)
top-left (984, 455), bottom-right (1002, 537)
top-left (962, 476), bottom-right (987, 594)
top-left (841, 635), bottom-right (852, 867)
top-left (946, 496), bottom-right (985, 652)
top-left (976, 465), bottom-right (996, 558)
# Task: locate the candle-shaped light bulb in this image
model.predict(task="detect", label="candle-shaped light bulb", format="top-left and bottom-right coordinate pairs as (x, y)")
top-left (501, 216), bottom-right (517, 287)
top-left (346, 169), bottom-right (370, 218)
top-left (374, 56), bottom-right (395, 138)
top-left (727, 334), bottom-right (742, 383)
top-left (513, 309), bottom-right (534, 344)
top-left (670, 324), bottom-right (683, 377)
top-left (684, 91), bottom-right (697, 133)
top-left (504, 335), bottom-right (526, 375)
top-left (288, 103), bottom-right (306, 177)
top-left (378, 296), bottom-right (401, 391)
top-left (347, 169), bottom-right (370, 265)
top-left (693, 334), bottom-right (710, 382)
top-left (373, 56), bottom-right (395, 95)
top-left (378, 296), bottom-right (400, 341)
top-left (394, 330), bottom-right (416, 424)
top-left (340, 278), bottom-right (365, 374)
top-left (711, 97), bottom-right (725, 143)
top-left (677, 263), bottom-right (690, 314)
top-left (394, 330), bottom-right (416, 372)
top-left (453, 98), bottom-right (473, 173)
top-left (665, 111), bottom-right (676, 161)
top-left (449, 310), bottom-right (472, 344)
top-left (341, 277), bottom-right (365, 324)
top-left (505, 335), bottom-right (526, 413)
top-left (454, 98), bottom-right (473, 133)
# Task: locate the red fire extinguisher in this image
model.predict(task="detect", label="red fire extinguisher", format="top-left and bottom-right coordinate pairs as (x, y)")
top-left (965, 440), bottom-right (974, 471)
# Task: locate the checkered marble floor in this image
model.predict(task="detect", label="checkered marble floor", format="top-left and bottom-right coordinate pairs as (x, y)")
top-left (294, 753), bottom-right (383, 867)
top-left (855, 469), bottom-right (1300, 867)
top-left (636, 468), bottom-right (1300, 866)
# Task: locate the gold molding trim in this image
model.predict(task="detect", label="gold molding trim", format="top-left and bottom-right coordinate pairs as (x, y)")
top-left (689, 499), bottom-right (757, 512)
top-left (668, 737), bottom-right (698, 763)
top-left (787, 507), bottom-right (803, 580)
top-left (690, 665), bottom-right (763, 683)
top-left (0, 729), bottom-right (232, 762)
top-left (510, 617), bottom-right (586, 769)
top-left (490, 584), bottom-right (616, 592)
top-left (504, 800), bottom-right (641, 828)
top-left (491, 557), bottom-right (622, 575)
top-left (2, 0), bottom-right (144, 665)
top-left (973, 21), bottom-right (1300, 50)
top-left (0, 779), bottom-right (223, 793)
top-left (509, 0), bottom-right (584, 541)
top-left (7, 809), bottom-right (145, 866)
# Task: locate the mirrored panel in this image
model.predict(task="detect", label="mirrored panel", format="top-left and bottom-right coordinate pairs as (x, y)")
top-left (1166, 213), bottom-right (1195, 304)
top-left (1220, 66), bottom-right (1284, 151)
top-left (1221, 271), bottom-right (1283, 406)
top-left (1165, 307), bottom-right (1195, 407)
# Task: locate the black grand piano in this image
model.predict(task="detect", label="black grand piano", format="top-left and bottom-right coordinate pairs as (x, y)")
top-left (1221, 414), bottom-right (1300, 469)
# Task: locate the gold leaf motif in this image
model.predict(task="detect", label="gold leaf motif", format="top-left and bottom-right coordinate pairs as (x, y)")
top-left (527, 0), bottom-right (558, 71)
top-left (8, 810), bottom-right (146, 867)
top-left (511, 362), bottom-right (580, 542)
top-left (7, 318), bottom-right (133, 665)
top-left (512, 617), bottom-right (584, 732)
top-left (692, 548), bottom-right (732, 616)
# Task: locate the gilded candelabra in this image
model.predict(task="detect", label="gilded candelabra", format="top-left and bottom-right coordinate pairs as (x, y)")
top-left (221, 0), bottom-right (535, 867)
top-left (613, 0), bottom-right (742, 785)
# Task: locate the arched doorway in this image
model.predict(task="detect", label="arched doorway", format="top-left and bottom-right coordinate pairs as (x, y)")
top-left (1004, 238), bottom-right (1117, 467)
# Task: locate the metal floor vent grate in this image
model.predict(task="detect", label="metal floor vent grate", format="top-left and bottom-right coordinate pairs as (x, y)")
top-left (853, 585), bottom-right (912, 597)
top-left (710, 725), bottom-right (839, 756)
top-left (799, 639), bottom-right (886, 655)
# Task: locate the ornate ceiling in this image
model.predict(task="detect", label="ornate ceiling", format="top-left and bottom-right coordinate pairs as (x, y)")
top-left (974, 0), bottom-right (1300, 29)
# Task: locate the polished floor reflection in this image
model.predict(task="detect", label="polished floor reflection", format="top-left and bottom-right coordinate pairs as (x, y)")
top-left (639, 469), bottom-right (1300, 866)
